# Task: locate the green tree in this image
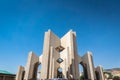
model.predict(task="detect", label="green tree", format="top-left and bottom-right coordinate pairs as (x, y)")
top-left (80, 75), bottom-right (84, 80)
top-left (113, 76), bottom-right (120, 80)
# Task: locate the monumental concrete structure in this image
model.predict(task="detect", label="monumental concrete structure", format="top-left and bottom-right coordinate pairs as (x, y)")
top-left (16, 30), bottom-right (105, 80)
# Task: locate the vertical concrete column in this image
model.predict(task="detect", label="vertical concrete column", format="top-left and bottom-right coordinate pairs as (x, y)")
top-left (73, 32), bottom-right (80, 79)
top-left (52, 58), bottom-right (55, 78)
top-left (69, 31), bottom-right (75, 78)
top-left (96, 65), bottom-right (105, 80)
top-left (74, 54), bottom-right (80, 79)
top-left (49, 46), bottom-right (53, 78)
top-left (16, 66), bottom-right (25, 80)
top-left (63, 58), bottom-right (67, 78)
top-left (24, 52), bottom-right (39, 80)
top-left (41, 31), bottom-right (50, 79)
top-left (83, 52), bottom-right (96, 80)
top-left (66, 47), bottom-right (70, 79)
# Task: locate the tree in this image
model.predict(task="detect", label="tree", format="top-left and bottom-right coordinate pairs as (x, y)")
top-left (80, 75), bottom-right (84, 80)
top-left (113, 76), bottom-right (120, 80)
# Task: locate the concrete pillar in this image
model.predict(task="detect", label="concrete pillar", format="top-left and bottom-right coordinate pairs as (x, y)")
top-left (63, 58), bottom-right (67, 78)
top-left (66, 47), bottom-right (71, 79)
top-left (82, 52), bottom-right (96, 80)
top-left (52, 58), bottom-right (55, 78)
top-left (24, 52), bottom-right (39, 80)
top-left (96, 65), bottom-right (105, 80)
top-left (49, 46), bottom-right (53, 78)
top-left (16, 66), bottom-right (25, 80)
top-left (40, 30), bottom-right (51, 79)
top-left (70, 31), bottom-right (76, 78)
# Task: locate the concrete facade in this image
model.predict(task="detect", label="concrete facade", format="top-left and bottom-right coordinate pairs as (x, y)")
top-left (16, 30), bottom-right (105, 80)
top-left (0, 71), bottom-right (15, 80)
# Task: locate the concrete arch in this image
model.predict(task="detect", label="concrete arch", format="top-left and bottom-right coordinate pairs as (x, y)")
top-left (95, 71), bottom-right (100, 80)
top-left (95, 66), bottom-right (105, 80)
top-left (16, 30), bottom-right (105, 80)
top-left (79, 62), bottom-right (88, 79)
top-left (32, 62), bottom-right (42, 79)
top-left (78, 52), bottom-right (96, 80)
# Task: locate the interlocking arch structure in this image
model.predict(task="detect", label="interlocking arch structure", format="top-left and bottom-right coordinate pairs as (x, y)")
top-left (16, 30), bottom-right (105, 80)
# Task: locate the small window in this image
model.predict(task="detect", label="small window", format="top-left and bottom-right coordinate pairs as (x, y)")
top-left (57, 67), bottom-right (63, 78)
top-left (55, 46), bottom-right (64, 52)
top-left (57, 58), bottom-right (63, 63)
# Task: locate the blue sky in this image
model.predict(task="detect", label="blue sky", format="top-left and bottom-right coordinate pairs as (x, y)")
top-left (0, 0), bottom-right (120, 74)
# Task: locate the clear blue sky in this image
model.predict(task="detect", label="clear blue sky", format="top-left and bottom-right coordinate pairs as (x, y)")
top-left (0, 0), bottom-right (120, 74)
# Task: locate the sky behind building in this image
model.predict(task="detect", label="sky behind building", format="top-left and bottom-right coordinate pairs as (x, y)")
top-left (0, 0), bottom-right (120, 73)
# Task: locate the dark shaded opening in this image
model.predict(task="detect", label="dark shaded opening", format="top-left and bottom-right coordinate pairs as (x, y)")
top-left (57, 58), bottom-right (63, 63)
top-left (32, 62), bottom-right (41, 80)
top-left (55, 46), bottom-right (64, 52)
top-left (95, 71), bottom-right (100, 80)
top-left (80, 62), bottom-right (88, 79)
top-left (79, 64), bottom-right (84, 79)
top-left (57, 67), bottom-right (63, 78)
top-left (22, 71), bottom-right (25, 80)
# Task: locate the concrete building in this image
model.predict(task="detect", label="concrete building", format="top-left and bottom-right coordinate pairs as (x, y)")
top-left (16, 30), bottom-right (105, 80)
top-left (0, 70), bottom-right (15, 80)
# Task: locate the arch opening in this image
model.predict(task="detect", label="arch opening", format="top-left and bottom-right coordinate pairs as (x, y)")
top-left (57, 67), bottom-right (63, 78)
top-left (79, 64), bottom-right (83, 79)
top-left (95, 71), bottom-right (100, 80)
top-left (32, 62), bottom-right (41, 80)
top-left (37, 64), bottom-right (41, 79)
top-left (79, 62), bottom-right (88, 79)
top-left (22, 71), bottom-right (25, 80)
